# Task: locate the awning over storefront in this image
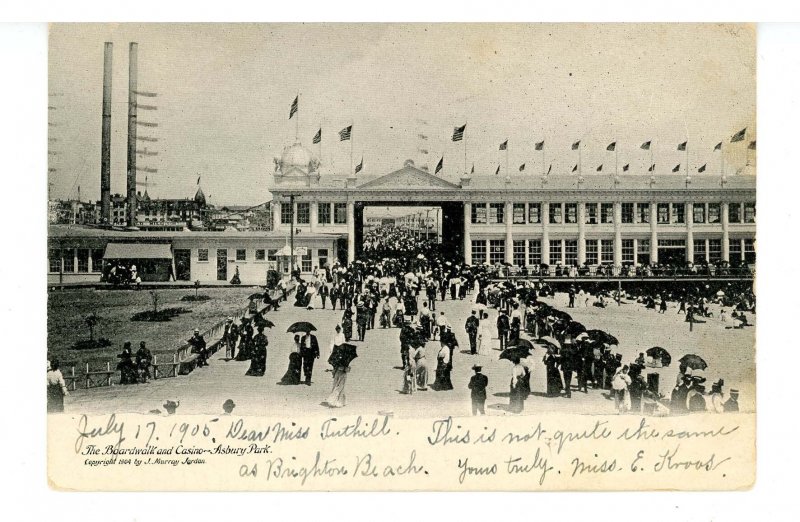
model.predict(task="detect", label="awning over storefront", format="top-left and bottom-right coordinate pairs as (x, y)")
top-left (276, 245), bottom-right (307, 257)
top-left (103, 242), bottom-right (172, 260)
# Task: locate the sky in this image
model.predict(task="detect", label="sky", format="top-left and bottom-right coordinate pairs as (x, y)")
top-left (48, 23), bottom-right (756, 206)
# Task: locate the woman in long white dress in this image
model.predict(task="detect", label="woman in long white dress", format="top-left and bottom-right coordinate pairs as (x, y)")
top-left (325, 365), bottom-right (350, 408)
top-left (476, 311), bottom-right (492, 356)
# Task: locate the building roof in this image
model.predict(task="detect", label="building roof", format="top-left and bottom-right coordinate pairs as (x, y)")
top-left (49, 224), bottom-right (341, 241)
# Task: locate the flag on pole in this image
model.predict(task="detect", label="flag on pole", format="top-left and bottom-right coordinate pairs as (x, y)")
top-left (672, 164), bottom-right (681, 172)
top-left (452, 124), bottom-right (466, 142)
top-left (470, 164), bottom-right (475, 174)
top-left (355, 157), bottom-right (363, 174)
top-left (714, 142), bottom-right (722, 151)
top-left (197, 176), bottom-right (201, 185)
top-left (640, 141), bottom-right (651, 150)
top-left (572, 140), bottom-right (581, 150)
top-left (339, 125), bottom-right (352, 141)
top-left (435, 157), bottom-right (443, 174)
top-left (499, 140), bottom-right (508, 151)
top-left (495, 165), bottom-right (501, 175)
top-left (731, 128), bottom-right (747, 142)
top-left (622, 164), bottom-right (629, 172)
top-left (572, 164), bottom-right (578, 173)
top-left (596, 164), bottom-right (603, 172)
top-left (312, 128), bottom-right (321, 144)
top-left (698, 164), bottom-right (707, 173)
top-left (748, 140), bottom-right (757, 150)
top-left (535, 141), bottom-right (544, 151)
top-left (648, 164), bottom-right (655, 172)
top-left (519, 164), bottom-right (525, 172)
top-left (677, 141), bottom-right (687, 151)
top-left (289, 96), bottom-right (298, 119)
top-left (547, 164), bottom-right (552, 175)
top-left (606, 142), bottom-right (616, 151)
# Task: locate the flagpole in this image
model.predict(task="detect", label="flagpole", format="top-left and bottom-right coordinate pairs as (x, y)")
top-left (615, 146), bottom-right (618, 177)
top-left (542, 146), bottom-right (545, 176)
top-left (720, 142), bottom-right (724, 177)
top-left (578, 142), bottom-right (582, 176)
top-left (685, 143), bottom-right (689, 177)
top-left (464, 122), bottom-right (467, 175)
top-left (505, 144), bottom-right (509, 177)
top-left (295, 93), bottom-right (299, 142)
top-left (350, 122), bottom-right (354, 175)
top-left (318, 123), bottom-right (322, 164)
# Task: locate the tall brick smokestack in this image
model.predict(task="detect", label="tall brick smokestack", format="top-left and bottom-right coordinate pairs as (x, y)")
top-left (126, 42), bottom-right (138, 227)
top-left (100, 42), bottom-right (112, 223)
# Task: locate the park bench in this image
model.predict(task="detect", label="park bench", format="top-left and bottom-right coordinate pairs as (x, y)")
top-left (178, 353), bottom-right (200, 375)
top-left (84, 362), bottom-right (116, 388)
top-left (152, 354), bottom-right (180, 379)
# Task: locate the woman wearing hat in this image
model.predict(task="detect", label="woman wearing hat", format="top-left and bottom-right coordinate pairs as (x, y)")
top-left (278, 334), bottom-right (303, 385)
top-left (709, 379), bottom-right (725, 413)
top-left (47, 359), bottom-right (69, 413)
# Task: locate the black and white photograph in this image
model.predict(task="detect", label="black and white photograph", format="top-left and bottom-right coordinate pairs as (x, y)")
top-left (41, 22), bottom-right (760, 492)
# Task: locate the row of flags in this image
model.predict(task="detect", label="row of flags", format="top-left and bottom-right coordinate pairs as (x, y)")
top-left (288, 98), bottom-right (755, 176)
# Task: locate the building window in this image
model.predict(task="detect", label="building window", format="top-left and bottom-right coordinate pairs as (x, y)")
top-left (63, 251), bottom-right (74, 272)
top-left (318, 248), bottom-right (329, 268)
top-left (296, 202), bottom-right (310, 224)
top-left (236, 249), bottom-right (246, 261)
top-left (91, 249), bottom-right (104, 273)
top-left (657, 203), bottom-right (670, 224)
top-left (565, 203), bottom-right (578, 224)
top-left (672, 203), bottom-right (685, 224)
top-left (513, 203), bottom-right (526, 224)
top-left (621, 203), bottom-right (634, 224)
top-left (471, 203), bottom-right (487, 224)
top-left (255, 249), bottom-right (266, 261)
top-left (621, 239), bottom-right (634, 263)
top-left (744, 202), bottom-right (755, 223)
top-left (658, 239), bottom-right (686, 247)
top-left (729, 203), bottom-right (742, 223)
top-left (49, 249), bottom-right (61, 273)
top-left (585, 240), bottom-right (599, 265)
top-left (638, 239), bottom-right (651, 264)
top-left (708, 203), bottom-right (721, 224)
top-left (488, 203), bottom-right (504, 224)
top-left (318, 203), bottom-right (332, 224)
top-left (564, 240), bottom-right (578, 266)
top-left (585, 203), bottom-right (598, 224)
top-left (693, 204), bottom-right (706, 224)
top-left (513, 240), bottom-right (526, 266)
top-left (744, 238), bottom-right (755, 263)
top-left (528, 203), bottom-right (541, 224)
top-left (549, 203), bottom-right (563, 224)
top-left (549, 240), bottom-right (562, 265)
top-left (77, 249), bottom-right (89, 273)
top-left (471, 240), bottom-right (487, 265)
top-left (489, 239), bottom-right (505, 264)
top-left (528, 240), bottom-right (541, 265)
top-left (729, 239), bottom-right (742, 262)
top-left (693, 239), bottom-right (707, 264)
top-left (281, 203), bottom-right (293, 225)
top-left (636, 203), bottom-right (650, 224)
top-left (601, 203), bottom-right (613, 224)
top-left (198, 248), bottom-right (209, 262)
top-left (600, 240), bottom-right (614, 264)
top-left (301, 250), bottom-right (312, 272)
top-left (333, 203), bottom-right (347, 224)
top-left (708, 239), bottom-right (722, 262)
top-left (267, 249), bottom-right (278, 263)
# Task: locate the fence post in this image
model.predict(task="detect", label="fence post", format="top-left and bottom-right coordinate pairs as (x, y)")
top-left (85, 362), bottom-right (90, 389)
top-left (107, 361), bottom-right (111, 386)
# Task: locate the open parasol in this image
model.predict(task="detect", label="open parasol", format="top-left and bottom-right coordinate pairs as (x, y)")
top-left (286, 321), bottom-right (317, 333)
top-left (328, 343), bottom-right (358, 368)
top-left (679, 354), bottom-right (708, 372)
top-left (586, 329), bottom-right (619, 345)
top-left (538, 336), bottom-right (561, 350)
top-left (252, 316), bottom-right (275, 329)
top-left (507, 338), bottom-right (535, 352)
top-left (499, 344), bottom-right (533, 361)
top-left (564, 321), bottom-right (587, 336)
top-left (645, 346), bottom-right (672, 367)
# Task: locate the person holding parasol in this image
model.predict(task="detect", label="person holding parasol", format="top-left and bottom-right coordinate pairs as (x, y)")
top-left (325, 343), bottom-right (357, 408)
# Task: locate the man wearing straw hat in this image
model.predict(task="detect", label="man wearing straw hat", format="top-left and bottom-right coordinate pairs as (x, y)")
top-left (468, 365), bottom-right (488, 415)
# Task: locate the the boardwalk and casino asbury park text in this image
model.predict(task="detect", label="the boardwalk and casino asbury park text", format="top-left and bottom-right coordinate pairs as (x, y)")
top-left (47, 23), bottom-right (756, 491)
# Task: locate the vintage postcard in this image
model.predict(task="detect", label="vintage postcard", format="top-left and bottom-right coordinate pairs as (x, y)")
top-left (47, 23), bottom-right (756, 491)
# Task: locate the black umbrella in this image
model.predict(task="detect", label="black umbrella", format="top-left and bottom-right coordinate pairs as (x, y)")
top-left (507, 338), bottom-right (535, 352)
top-left (564, 321), bottom-right (587, 336)
top-left (499, 345), bottom-right (533, 361)
top-left (586, 329), bottom-right (619, 345)
top-left (679, 354), bottom-right (708, 372)
top-left (253, 316), bottom-right (276, 329)
top-left (286, 321), bottom-right (317, 333)
top-left (328, 343), bottom-right (358, 368)
top-left (646, 346), bottom-right (672, 367)
top-left (552, 310), bottom-right (573, 322)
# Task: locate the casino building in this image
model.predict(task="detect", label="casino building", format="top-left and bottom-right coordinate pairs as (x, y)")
top-left (270, 141), bottom-right (756, 271)
top-left (48, 139), bottom-right (756, 285)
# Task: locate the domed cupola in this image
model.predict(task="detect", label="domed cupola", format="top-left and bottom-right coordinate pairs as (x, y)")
top-left (272, 141), bottom-right (320, 186)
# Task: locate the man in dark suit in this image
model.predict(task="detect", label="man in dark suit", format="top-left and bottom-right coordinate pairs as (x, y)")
top-left (465, 310), bottom-right (479, 355)
top-left (300, 331), bottom-right (320, 385)
top-left (468, 365), bottom-right (488, 415)
top-left (496, 310), bottom-right (510, 351)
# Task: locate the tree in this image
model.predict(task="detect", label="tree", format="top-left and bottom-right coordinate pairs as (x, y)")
top-left (149, 290), bottom-right (159, 314)
top-left (85, 312), bottom-right (99, 341)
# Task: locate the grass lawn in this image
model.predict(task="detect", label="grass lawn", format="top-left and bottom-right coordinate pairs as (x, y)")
top-left (47, 287), bottom-right (259, 368)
